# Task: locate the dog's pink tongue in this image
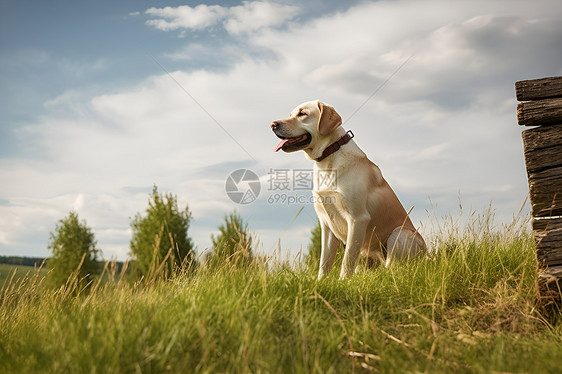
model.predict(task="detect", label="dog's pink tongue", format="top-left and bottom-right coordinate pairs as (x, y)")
top-left (274, 139), bottom-right (288, 152)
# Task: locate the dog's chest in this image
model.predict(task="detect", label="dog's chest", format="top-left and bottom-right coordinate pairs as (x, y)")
top-left (312, 166), bottom-right (352, 240)
top-left (313, 188), bottom-right (348, 241)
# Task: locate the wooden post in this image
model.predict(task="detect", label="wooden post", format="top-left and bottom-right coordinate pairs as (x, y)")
top-left (516, 76), bottom-right (562, 311)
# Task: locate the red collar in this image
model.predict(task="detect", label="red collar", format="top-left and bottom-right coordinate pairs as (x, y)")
top-left (315, 130), bottom-right (354, 162)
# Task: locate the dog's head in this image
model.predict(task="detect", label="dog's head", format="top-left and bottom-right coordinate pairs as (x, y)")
top-left (271, 100), bottom-right (343, 160)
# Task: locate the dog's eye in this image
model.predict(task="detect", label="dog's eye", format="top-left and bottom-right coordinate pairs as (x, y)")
top-left (298, 111), bottom-right (307, 117)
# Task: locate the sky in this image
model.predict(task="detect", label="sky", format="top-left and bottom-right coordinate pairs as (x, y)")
top-left (1, 0), bottom-right (561, 261)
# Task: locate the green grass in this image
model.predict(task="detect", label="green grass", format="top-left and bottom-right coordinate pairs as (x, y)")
top-left (1, 211), bottom-right (561, 373)
top-left (0, 263), bottom-right (47, 284)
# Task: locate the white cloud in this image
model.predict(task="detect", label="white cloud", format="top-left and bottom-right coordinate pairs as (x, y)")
top-left (145, 4), bottom-right (228, 31)
top-left (144, 1), bottom-right (299, 35)
top-left (224, 1), bottom-right (299, 34)
top-left (145, 5), bottom-right (226, 31)
top-left (3, 0), bottom-right (562, 261)
top-left (72, 194), bottom-right (85, 211)
top-left (253, 1), bottom-right (562, 108)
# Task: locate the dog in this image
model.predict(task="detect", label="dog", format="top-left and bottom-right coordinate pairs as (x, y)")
top-left (271, 100), bottom-right (426, 280)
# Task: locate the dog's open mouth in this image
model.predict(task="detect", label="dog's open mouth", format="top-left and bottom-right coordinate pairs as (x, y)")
top-left (274, 133), bottom-right (312, 152)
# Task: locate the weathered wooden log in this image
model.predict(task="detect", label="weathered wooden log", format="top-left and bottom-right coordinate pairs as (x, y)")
top-left (522, 123), bottom-right (562, 151)
top-left (516, 76), bottom-right (562, 101)
top-left (537, 264), bottom-right (562, 310)
top-left (517, 98), bottom-right (562, 127)
top-left (533, 216), bottom-right (562, 231)
top-left (527, 165), bottom-right (562, 217)
top-left (516, 77), bottom-right (562, 313)
top-left (524, 144), bottom-right (562, 173)
top-left (533, 218), bottom-right (562, 266)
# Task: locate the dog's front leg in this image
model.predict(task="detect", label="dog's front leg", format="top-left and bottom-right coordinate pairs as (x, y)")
top-left (339, 217), bottom-right (368, 279)
top-left (318, 222), bottom-right (339, 280)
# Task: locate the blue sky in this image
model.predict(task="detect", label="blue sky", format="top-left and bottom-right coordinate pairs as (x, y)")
top-left (1, 0), bottom-right (562, 261)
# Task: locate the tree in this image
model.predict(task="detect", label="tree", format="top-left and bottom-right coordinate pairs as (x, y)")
top-left (207, 211), bottom-right (253, 267)
top-left (46, 211), bottom-right (100, 289)
top-left (305, 220), bottom-right (322, 270)
top-left (130, 185), bottom-right (194, 278)
top-left (305, 220), bottom-right (344, 273)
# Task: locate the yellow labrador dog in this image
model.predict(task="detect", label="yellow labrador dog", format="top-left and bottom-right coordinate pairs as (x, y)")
top-left (271, 100), bottom-right (426, 280)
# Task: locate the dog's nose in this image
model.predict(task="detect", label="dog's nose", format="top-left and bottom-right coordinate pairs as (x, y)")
top-left (271, 121), bottom-right (280, 130)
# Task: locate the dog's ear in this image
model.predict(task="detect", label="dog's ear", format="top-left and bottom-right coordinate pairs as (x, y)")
top-left (317, 101), bottom-right (342, 136)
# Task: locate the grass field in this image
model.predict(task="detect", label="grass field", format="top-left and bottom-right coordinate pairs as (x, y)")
top-left (0, 263), bottom-right (47, 285)
top-left (1, 211), bottom-right (561, 373)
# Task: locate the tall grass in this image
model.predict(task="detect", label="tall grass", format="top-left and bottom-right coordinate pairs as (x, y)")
top-left (1, 208), bottom-right (561, 373)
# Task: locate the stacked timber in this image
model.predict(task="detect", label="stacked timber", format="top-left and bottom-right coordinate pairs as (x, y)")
top-left (516, 76), bottom-right (562, 309)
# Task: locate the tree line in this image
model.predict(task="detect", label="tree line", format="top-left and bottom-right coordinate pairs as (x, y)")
top-left (0, 256), bottom-right (46, 267)
top-left (43, 185), bottom-right (266, 289)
